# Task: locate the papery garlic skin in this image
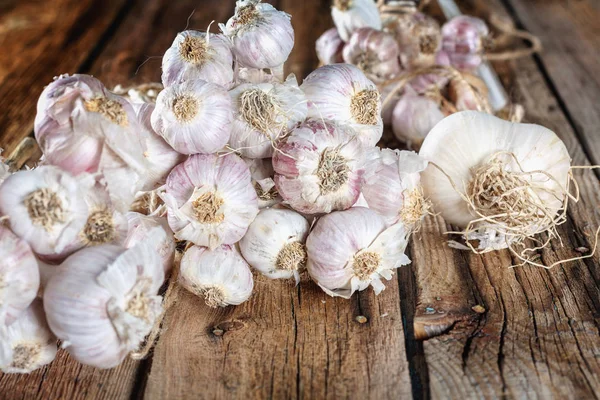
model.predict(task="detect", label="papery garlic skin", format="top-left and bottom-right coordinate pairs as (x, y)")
top-left (221, 0), bottom-right (294, 69)
top-left (152, 79), bottom-right (232, 155)
top-left (316, 28), bottom-right (345, 65)
top-left (391, 88), bottom-right (446, 149)
top-left (229, 74), bottom-right (307, 159)
top-left (306, 207), bottom-right (410, 299)
top-left (161, 154), bottom-right (259, 249)
top-left (180, 245), bottom-right (253, 307)
top-left (162, 30), bottom-right (234, 87)
top-left (44, 244), bottom-right (164, 369)
top-left (273, 120), bottom-right (365, 214)
top-left (363, 148), bottom-right (429, 227)
top-left (331, 0), bottom-right (382, 42)
top-left (132, 102), bottom-right (184, 191)
top-left (244, 158), bottom-right (282, 209)
top-left (441, 16), bottom-right (489, 71)
top-left (343, 28), bottom-right (402, 82)
top-left (239, 208), bottom-right (309, 281)
top-left (0, 166), bottom-right (92, 256)
top-left (301, 64), bottom-right (383, 146)
top-left (0, 226), bottom-right (40, 326)
top-left (419, 111), bottom-right (570, 248)
top-left (0, 301), bottom-right (57, 373)
top-left (236, 66), bottom-right (284, 85)
top-left (125, 212), bottom-right (175, 274)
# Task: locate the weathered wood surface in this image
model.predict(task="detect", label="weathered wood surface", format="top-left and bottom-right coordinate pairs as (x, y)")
top-left (0, 0), bottom-right (599, 399)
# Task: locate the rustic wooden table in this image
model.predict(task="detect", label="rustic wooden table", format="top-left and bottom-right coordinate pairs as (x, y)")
top-left (1, 0), bottom-right (599, 398)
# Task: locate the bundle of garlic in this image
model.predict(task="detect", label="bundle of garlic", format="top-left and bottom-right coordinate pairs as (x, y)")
top-left (317, 0), bottom-right (540, 149)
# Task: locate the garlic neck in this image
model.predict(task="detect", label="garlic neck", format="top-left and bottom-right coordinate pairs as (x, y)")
top-left (84, 96), bottom-right (128, 126)
top-left (276, 241), bottom-right (307, 271)
top-left (24, 188), bottom-right (66, 231)
top-left (254, 182), bottom-right (279, 201)
top-left (350, 89), bottom-right (380, 125)
top-left (353, 251), bottom-right (381, 281)
top-left (317, 147), bottom-right (350, 194)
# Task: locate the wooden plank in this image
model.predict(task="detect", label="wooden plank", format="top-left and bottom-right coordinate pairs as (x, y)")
top-left (408, 0), bottom-right (600, 398)
top-left (501, 0), bottom-right (600, 168)
top-left (0, 0), bottom-right (128, 154)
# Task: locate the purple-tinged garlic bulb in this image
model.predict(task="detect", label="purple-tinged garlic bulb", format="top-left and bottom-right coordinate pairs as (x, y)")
top-left (332, 0), bottom-right (382, 41)
top-left (306, 207), bottom-right (410, 298)
top-left (220, 0), bottom-right (294, 69)
top-left (151, 79), bottom-right (233, 155)
top-left (441, 16), bottom-right (490, 71)
top-left (343, 28), bottom-right (402, 82)
top-left (180, 245), bottom-right (253, 307)
top-left (301, 64), bottom-right (383, 146)
top-left (161, 154), bottom-right (259, 249)
top-left (316, 28), bottom-right (345, 65)
top-left (273, 120), bottom-right (365, 214)
top-left (162, 30), bottom-right (234, 87)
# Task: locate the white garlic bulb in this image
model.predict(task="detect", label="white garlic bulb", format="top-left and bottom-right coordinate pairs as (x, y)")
top-left (44, 244), bottom-right (164, 368)
top-left (306, 207), bottom-right (410, 299)
top-left (229, 74), bottom-right (307, 159)
top-left (151, 79), bottom-right (233, 155)
top-left (0, 301), bottom-right (57, 373)
top-left (180, 245), bottom-right (253, 307)
top-left (316, 27), bottom-right (345, 65)
top-left (220, 0), bottom-right (294, 69)
top-left (132, 102), bottom-right (184, 191)
top-left (161, 153), bottom-right (259, 249)
top-left (273, 119), bottom-right (365, 214)
top-left (391, 88), bottom-right (446, 149)
top-left (244, 158), bottom-right (282, 209)
top-left (162, 30), bottom-right (234, 87)
top-left (363, 148), bottom-right (429, 228)
top-left (0, 166), bottom-right (93, 256)
top-left (331, 0), bottom-right (382, 42)
top-left (239, 208), bottom-right (309, 282)
top-left (342, 27), bottom-right (402, 82)
top-left (301, 64), bottom-right (383, 147)
top-left (125, 212), bottom-right (175, 274)
top-left (419, 111), bottom-right (571, 251)
top-left (0, 226), bottom-right (40, 326)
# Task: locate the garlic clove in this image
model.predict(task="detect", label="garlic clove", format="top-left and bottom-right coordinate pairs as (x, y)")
top-left (151, 79), bottom-right (233, 155)
top-left (244, 157), bottom-right (282, 209)
top-left (161, 153), bottom-right (259, 249)
top-left (162, 30), bottom-right (234, 88)
top-left (228, 74), bottom-right (307, 159)
top-left (220, 0), bottom-right (294, 69)
top-left (301, 64), bottom-right (383, 147)
top-left (0, 226), bottom-right (40, 326)
top-left (124, 212), bottom-right (176, 274)
top-left (44, 243), bottom-right (164, 369)
top-left (316, 27), bottom-right (345, 66)
top-left (239, 208), bottom-right (309, 282)
top-left (0, 166), bottom-right (93, 256)
top-left (342, 27), bottom-right (402, 82)
top-left (180, 245), bottom-right (254, 307)
top-left (331, 0), bottom-right (382, 42)
top-left (306, 207), bottom-right (410, 298)
top-left (273, 119), bottom-right (365, 214)
top-left (0, 300), bottom-right (57, 373)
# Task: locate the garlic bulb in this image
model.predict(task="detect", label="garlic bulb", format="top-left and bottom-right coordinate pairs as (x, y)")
top-left (244, 158), bottom-right (282, 209)
top-left (316, 28), bottom-right (345, 65)
top-left (44, 244), bottom-right (164, 368)
top-left (447, 74), bottom-right (489, 112)
top-left (0, 301), bottom-right (57, 373)
top-left (391, 88), bottom-right (446, 149)
top-left (180, 245), bottom-right (253, 307)
top-left (301, 64), bottom-right (383, 146)
top-left (152, 79), bottom-right (233, 155)
top-left (363, 148), bottom-right (429, 228)
top-left (132, 102), bottom-right (184, 191)
top-left (162, 30), bottom-right (234, 87)
top-left (161, 153), bottom-right (259, 249)
top-left (0, 226), bottom-right (40, 326)
top-left (125, 212), bottom-right (175, 274)
top-left (0, 166), bottom-right (93, 256)
top-left (273, 119), bottom-right (365, 214)
top-left (331, 0), bottom-right (382, 42)
top-left (306, 207), bottom-right (410, 298)
top-left (220, 0), bottom-right (294, 69)
top-left (342, 28), bottom-right (402, 82)
top-left (386, 12), bottom-right (441, 69)
top-left (229, 74), bottom-right (307, 159)
top-left (419, 111), bottom-right (571, 251)
top-left (441, 16), bottom-right (489, 71)
top-left (239, 208), bottom-right (309, 282)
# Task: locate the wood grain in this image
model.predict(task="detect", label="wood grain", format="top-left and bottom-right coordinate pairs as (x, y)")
top-left (0, 0), bottom-right (128, 154)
